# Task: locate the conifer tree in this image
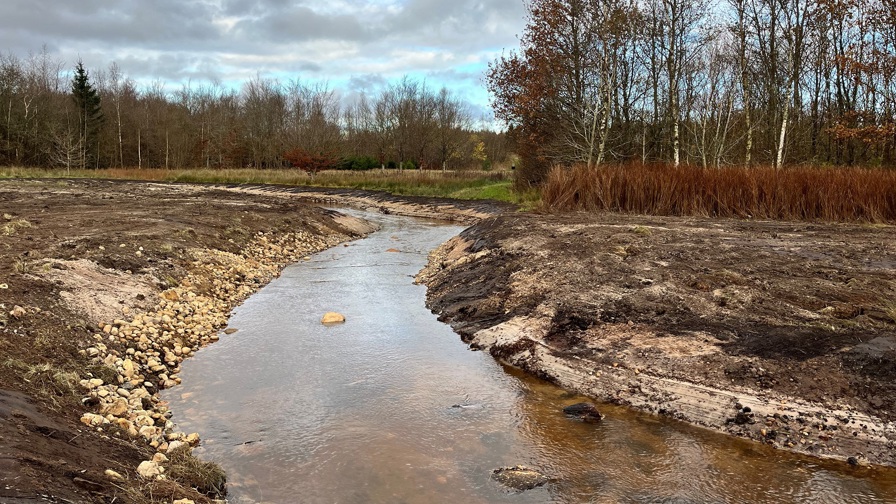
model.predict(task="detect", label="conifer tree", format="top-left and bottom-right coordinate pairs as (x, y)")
top-left (71, 59), bottom-right (103, 169)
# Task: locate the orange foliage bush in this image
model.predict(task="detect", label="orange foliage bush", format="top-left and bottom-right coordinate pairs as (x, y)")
top-left (541, 163), bottom-right (896, 223)
top-left (282, 148), bottom-right (338, 175)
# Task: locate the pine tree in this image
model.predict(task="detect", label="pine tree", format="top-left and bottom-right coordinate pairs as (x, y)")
top-left (71, 60), bottom-right (103, 169)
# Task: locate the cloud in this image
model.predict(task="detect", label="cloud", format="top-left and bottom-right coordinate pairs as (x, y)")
top-left (0, 0), bottom-right (526, 114)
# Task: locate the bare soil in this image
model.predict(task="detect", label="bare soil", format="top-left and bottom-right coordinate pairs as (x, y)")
top-left (420, 211), bottom-right (896, 466)
top-left (0, 179), bottom-right (378, 503)
top-left (5, 177), bottom-right (895, 502)
top-left (0, 178), bottom-right (510, 503)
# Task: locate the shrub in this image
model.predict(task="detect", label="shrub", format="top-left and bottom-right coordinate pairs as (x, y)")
top-left (541, 163), bottom-right (896, 223)
top-left (513, 155), bottom-right (551, 191)
top-left (282, 148), bottom-right (338, 176)
top-left (338, 155), bottom-right (380, 171)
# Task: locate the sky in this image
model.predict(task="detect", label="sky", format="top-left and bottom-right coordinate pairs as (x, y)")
top-left (0, 0), bottom-right (527, 122)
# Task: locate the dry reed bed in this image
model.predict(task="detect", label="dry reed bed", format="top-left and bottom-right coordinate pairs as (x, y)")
top-left (542, 164), bottom-right (896, 223)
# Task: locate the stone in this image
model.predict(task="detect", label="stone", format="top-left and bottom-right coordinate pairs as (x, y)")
top-left (321, 312), bottom-right (346, 325)
top-left (223, 328), bottom-right (238, 335)
top-left (847, 455), bottom-right (871, 467)
top-left (121, 359), bottom-right (136, 378)
top-left (151, 452), bottom-right (169, 464)
top-left (491, 466), bottom-right (550, 491)
top-left (136, 460), bottom-right (161, 479)
top-left (139, 425), bottom-right (159, 441)
top-left (104, 469), bottom-right (125, 481)
top-left (173, 500), bottom-right (196, 504)
top-left (185, 432), bottom-right (201, 445)
top-left (166, 440), bottom-right (188, 453)
top-left (80, 413), bottom-right (108, 427)
top-left (10, 305), bottom-right (26, 319)
top-left (562, 402), bottom-right (604, 422)
top-left (101, 398), bottom-right (129, 417)
top-left (134, 414), bottom-right (154, 427)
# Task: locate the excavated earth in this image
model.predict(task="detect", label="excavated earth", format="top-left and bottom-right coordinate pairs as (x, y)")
top-left (419, 211), bottom-right (896, 467)
top-left (4, 177), bottom-right (896, 502)
top-left (0, 178), bottom-right (506, 504)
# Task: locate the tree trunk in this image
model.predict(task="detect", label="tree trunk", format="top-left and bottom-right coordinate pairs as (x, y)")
top-left (776, 83), bottom-right (794, 170)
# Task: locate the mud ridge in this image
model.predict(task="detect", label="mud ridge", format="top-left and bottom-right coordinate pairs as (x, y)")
top-left (419, 211), bottom-right (896, 467)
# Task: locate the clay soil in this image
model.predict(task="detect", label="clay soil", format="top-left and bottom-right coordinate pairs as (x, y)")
top-left (421, 211), bottom-right (896, 466)
top-left (0, 179), bottom-right (379, 503)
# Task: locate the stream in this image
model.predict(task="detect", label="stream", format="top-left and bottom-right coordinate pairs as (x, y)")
top-left (164, 211), bottom-right (896, 503)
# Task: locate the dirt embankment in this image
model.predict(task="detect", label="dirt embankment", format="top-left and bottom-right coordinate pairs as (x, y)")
top-left (419, 212), bottom-right (896, 467)
top-left (0, 179), bottom-right (378, 503)
top-left (196, 183), bottom-right (513, 225)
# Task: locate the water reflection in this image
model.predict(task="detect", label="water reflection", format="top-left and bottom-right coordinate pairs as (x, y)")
top-left (165, 211), bottom-right (896, 504)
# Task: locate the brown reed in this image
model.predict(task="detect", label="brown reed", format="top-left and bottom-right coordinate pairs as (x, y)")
top-left (541, 163), bottom-right (896, 223)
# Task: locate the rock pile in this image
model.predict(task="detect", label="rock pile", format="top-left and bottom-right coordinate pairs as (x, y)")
top-left (76, 229), bottom-right (351, 482)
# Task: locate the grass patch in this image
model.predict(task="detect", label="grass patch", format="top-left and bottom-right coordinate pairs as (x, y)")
top-left (12, 258), bottom-right (30, 274)
top-left (3, 359), bottom-right (79, 408)
top-left (122, 479), bottom-right (214, 504)
top-left (0, 167), bottom-right (527, 204)
top-left (165, 446), bottom-right (227, 498)
top-left (448, 181), bottom-right (513, 200)
top-left (2, 218), bottom-right (32, 236)
top-left (542, 163), bottom-right (896, 223)
top-left (885, 303), bottom-right (896, 325)
top-left (86, 363), bottom-right (120, 384)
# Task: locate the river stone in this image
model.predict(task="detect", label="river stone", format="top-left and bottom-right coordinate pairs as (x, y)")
top-left (104, 469), bottom-right (125, 481)
top-left (223, 327), bottom-right (238, 335)
top-left (10, 305), bottom-right (26, 319)
top-left (101, 398), bottom-right (129, 417)
top-left (321, 312), bottom-right (346, 325)
top-left (563, 402), bottom-right (604, 422)
top-left (167, 440), bottom-right (188, 453)
top-left (136, 460), bottom-right (161, 479)
top-left (491, 466), bottom-right (550, 491)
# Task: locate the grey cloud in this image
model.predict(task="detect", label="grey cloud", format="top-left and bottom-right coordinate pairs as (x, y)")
top-left (232, 5), bottom-right (371, 43)
top-left (0, 0), bottom-right (526, 113)
top-left (347, 74), bottom-right (389, 94)
top-left (2, 0), bottom-right (221, 50)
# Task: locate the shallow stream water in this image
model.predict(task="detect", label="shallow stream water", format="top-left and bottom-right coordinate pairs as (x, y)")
top-left (165, 212), bottom-right (896, 504)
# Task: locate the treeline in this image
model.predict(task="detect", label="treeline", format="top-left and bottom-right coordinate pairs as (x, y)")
top-left (0, 50), bottom-right (508, 171)
top-left (489, 0), bottom-right (896, 183)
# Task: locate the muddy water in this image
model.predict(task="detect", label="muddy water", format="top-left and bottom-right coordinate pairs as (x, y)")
top-left (165, 212), bottom-right (896, 504)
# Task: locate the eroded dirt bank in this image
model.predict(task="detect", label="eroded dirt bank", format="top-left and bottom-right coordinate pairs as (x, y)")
top-left (419, 212), bottom-right (896, 467)
top-left (0, 179), bottom-right (378, 503)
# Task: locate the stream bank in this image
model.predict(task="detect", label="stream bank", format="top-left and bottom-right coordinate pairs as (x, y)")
top-left (0, 178), bottom-right (512, 503)
top-left (419, 211), bottom-right (896, 467)
top-left (0, 180), bottom-right (382, 503)
top-left (167, 210), bottom-right (896, 503)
